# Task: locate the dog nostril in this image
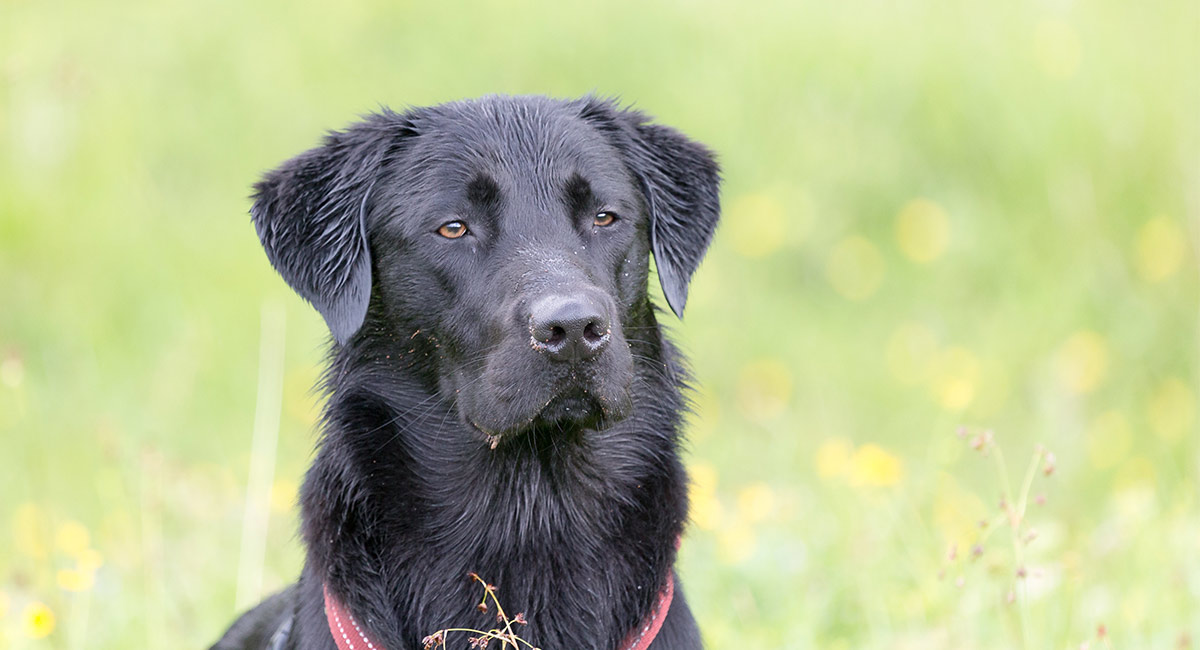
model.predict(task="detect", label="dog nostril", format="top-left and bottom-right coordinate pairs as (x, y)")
top-left (547, 325), bottom-right (567, 347)
top-left (582, 321), bottom-right (607, 344)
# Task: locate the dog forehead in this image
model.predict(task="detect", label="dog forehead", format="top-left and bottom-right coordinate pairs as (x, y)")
top-left (409, 97), bottom-right (625, 188)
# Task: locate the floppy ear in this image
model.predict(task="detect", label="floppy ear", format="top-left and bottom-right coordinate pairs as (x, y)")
top-left (581, 99), bottom-right (722, 317)
top-left (252, 115), bottom-right (409, 345)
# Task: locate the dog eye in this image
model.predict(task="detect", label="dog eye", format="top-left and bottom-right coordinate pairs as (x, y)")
top-left (593, 211), bottom-right (618, 227)
top-left (437, 221), bottom-right (468, 239)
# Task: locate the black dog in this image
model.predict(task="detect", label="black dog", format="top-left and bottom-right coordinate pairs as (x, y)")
top-left (212, 95), bottom-right (720, 650)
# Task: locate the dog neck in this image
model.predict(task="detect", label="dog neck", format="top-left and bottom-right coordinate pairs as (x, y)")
top-left (298, 327), bottom-right (689, 649)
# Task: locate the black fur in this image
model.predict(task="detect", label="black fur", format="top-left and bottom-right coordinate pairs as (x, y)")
top-left (213, 95), bottom-right (721, 650)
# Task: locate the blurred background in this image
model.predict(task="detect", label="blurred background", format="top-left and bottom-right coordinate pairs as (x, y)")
top-left (1, 0), bottom-right (1197, 648)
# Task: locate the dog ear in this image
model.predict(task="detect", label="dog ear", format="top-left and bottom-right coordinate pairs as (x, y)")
top-left (580, 99), bottom-right (721, 318)
top-left (252, 115), bottom-right (410, 345)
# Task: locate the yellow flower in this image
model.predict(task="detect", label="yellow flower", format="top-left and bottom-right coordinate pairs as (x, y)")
top-left (55, 520), bottom-right (90, 556)
top-left (849, 444), bottom-right (903, 487)
top-left (736, 483), bottom-right (775, 524)
top-left (1055, 331), bottom-right (1109, 394)
top-left (22, 601), bottom-right (55, 639)
top-left (895, 199), bottom-right (950, 263)
top-left (1147, 377), bottom-right (1195, 443)
top-left (1134, 216), bottom-right (1187, 283)
top-left (726, 192), bottom-right (790, 259)
top-left (735, 359), bottom-right (792, 422)
top-left (826, 236), bottom-right (884, 301)
top-left (1034, 18), bottom-right (1081, 79)
top-left (815, 438), bottom-right (853, 479)
top-left (57, 568), bottom-right (95, 592)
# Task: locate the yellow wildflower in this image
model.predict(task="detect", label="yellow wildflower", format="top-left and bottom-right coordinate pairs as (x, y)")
top-left (22, 602), bottom-right (55, 639)
top-left (849, 444), bottom-right (903, 487)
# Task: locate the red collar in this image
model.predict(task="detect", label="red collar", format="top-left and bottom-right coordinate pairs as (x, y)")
top-left (324, 573), bottom-right (674, 650)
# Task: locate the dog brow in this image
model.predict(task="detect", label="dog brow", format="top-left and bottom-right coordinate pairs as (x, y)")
top-left (563, 172), bottom-right (595, 215)
top-left (466, 173), bottom-right (502, 208)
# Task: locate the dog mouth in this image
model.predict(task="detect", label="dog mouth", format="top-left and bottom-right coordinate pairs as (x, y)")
top-left (468, 387), bottom-right (611, 449)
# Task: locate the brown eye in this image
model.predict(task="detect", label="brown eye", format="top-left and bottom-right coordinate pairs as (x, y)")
top-left (593, 211), bottom-right (618, 227)
top-left (437, 221), bottom-right (468, 239)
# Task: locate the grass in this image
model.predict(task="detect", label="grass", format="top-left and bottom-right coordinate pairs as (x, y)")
top-left (1, 0), bottom-right (1197, 647)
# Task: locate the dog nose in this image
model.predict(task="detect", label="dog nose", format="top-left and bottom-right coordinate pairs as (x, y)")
top-left (529, 294), bottom-right (611, 362)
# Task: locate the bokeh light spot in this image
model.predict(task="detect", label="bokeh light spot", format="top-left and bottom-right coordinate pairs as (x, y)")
top-left (737, 482), bottom-right (775, 523)
top-left (55, 520), bottom-right (90, 557)
top-left (1134, 216), bottom-right (1188, 283)
top-left (717, 524), bottom-right (757, 565)
top-left (931, 346), bottom-right (980, 412)
top-left (735, 358), bottom-right (793, 422)
top-left (726, 192), bottom-right (788, 259)
top-left (848, 443), bottom-right (904, 487)
top-left (57, 568), bottom-right (95, 592)
top-left (13, 503), bottom-right (48, 559)
top-left (1146, 377), bottom-right (1195, 443)
top-left (826, 236), bottom-right (885, 301)
top-left (1055, 331), bottom-right (1109, 394)
top-left (895, 199), bottom-right (950, 263)
top-left (815, 438), bottom-right (853, 478)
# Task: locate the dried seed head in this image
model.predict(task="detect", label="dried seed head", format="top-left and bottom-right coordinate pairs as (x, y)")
top-left (476, 602), bottom-right (488, 613)
top-left (514, 612), bottom-right (528, 625)
top-left (1044, 452), bottom-right (1057, 476)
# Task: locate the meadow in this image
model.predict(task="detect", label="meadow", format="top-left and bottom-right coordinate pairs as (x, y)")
top-left (1, 0), bottom-right (1197, 647)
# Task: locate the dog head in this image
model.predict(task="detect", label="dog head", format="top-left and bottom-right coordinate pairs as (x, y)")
top-left (252, 96), bottom-right (720, 442)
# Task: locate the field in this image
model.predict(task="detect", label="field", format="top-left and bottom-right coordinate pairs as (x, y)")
top-left (1, 0), bottom-right (1197, 647)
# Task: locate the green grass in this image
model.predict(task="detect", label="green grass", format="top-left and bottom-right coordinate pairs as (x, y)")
top-left (1, 0), bottom-right (1197, 647)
